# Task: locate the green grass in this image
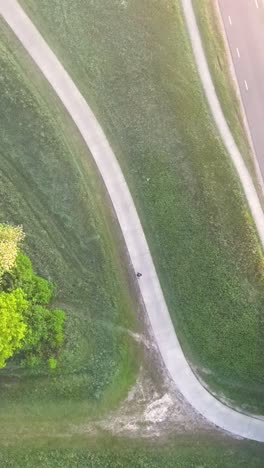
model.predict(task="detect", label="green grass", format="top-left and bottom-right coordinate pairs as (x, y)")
top-left (0, 18), bottom-right (140, 432)
top-left (192, 0), bottom-right (263, 197)
top-left (1, 435), bottom-right (264, 467)
top-left (18, 0), bottom-right (264, 413)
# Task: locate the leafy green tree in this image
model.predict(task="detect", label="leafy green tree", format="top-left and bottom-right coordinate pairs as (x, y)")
top-left (1, 252), bottom-right (53, 303)
top-left (23, 305), bottom-right (65, 354)
top-left (0, 227), bottom-right (65, 369)
top-left (30, 276), bottom-right (53, 304)
top-left (0, 224), bottom-right (24, 278)
top-left (48, 309), bottom-right (65, 347)
top-left (22, 305), bottom-right (49, 351)
top-left (0, 289), bottom-right (28, 367)
top-left (47, 357), bottom-right (57, 370)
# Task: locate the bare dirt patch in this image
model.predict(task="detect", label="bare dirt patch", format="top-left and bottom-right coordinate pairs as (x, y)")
top-left (73, 319), bottom-right (218, 440)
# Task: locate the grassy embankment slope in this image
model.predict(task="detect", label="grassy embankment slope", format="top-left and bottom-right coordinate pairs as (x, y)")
top-left (0, 18), bottom-right (139, 435)
top-left (192, 0), bottom-right (263, 195)
top-left (20, 0), bottom-right (264, 413)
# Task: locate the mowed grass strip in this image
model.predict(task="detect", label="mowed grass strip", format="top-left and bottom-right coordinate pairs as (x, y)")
top-left (1, 435), bottom-right (264, 468)
top-left (0, 20), bottom-right (139, 423)
top-left (20, 0), bottom-right (264, 412)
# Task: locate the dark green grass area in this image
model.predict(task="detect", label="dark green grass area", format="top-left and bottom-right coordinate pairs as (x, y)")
top-left (192, 0), bottom-right (262, 197)
top-left (19, 0), bottom-right (264, 413)
top-left (0, 20), bottom-right (140, 427)
top-left (1, 435), bottom-right (264, 468)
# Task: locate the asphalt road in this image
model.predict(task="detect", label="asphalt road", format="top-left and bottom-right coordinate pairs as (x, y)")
top-left (2, 0), bottom-right (264, 442)
top-left (218, 0), bottom-right (264, 179)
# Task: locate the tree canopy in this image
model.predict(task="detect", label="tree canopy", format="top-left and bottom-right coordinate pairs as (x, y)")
top-left (0, 288), bottom-right (28, 368)
top-left (0, 224), bottom-right (24, 278)
top-left (0, 223), bottom-right (65, 369)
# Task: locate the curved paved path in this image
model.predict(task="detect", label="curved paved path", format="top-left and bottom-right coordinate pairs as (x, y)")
top-left (181, 0), bottom-right (264, 246)
top-left (2, 0), bottom-right (264, 442)
top-left (218, 0), bottom-right (264, 182)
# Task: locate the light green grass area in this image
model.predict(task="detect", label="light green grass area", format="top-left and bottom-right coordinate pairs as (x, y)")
top-left (1, 435), bottom-right (264, 468)
top-left (0, 19), bottom-right (140, 434)
top-left (19, 0), bottom-right (264, 413)
top-left (192, 0), bottom-right (262, 195)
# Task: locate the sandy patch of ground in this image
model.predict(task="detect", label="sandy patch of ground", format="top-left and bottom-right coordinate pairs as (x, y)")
top-left (74, 324), bottom-right (217, 439)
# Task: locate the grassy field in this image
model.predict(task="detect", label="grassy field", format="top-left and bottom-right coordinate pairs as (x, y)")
top-left (19, 0), bottom-right (264, 413)
top-left (0, 18), bottom-right (140, 434)
top-left (1, 435), bottom-right (264, 467)
top-left (192, 0), bottom-right (263, 195)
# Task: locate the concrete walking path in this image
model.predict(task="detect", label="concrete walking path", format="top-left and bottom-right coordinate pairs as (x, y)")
top-left (181, 0), bottom-right (264, 247)
top-left (1, 0), bottom-right (264, 442)
top-left (218, 0), bottom-right (264, 184)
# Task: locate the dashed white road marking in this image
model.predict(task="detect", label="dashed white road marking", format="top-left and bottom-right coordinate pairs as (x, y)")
top-left (228, 15), bottom-right (232, 25)
top-left (244, 79), bottom-right (249, 90)
top-left (255, 0), bottom-right (259, 8)
top-left (236, 47), bottom-right (240, 58)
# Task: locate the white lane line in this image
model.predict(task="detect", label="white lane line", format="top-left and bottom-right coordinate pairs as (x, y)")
top-left (236, 47), bottom-right (240, 58)
top-left (255, 0), bottom-right (259, 8)
top-left (228, 15), bottom-right (232, 25)
top-left (244, 79), bottom-right (249, 90)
